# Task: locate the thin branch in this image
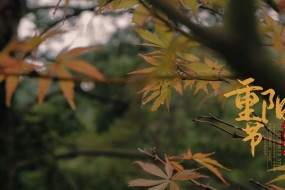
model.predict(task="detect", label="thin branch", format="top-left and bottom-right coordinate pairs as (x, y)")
top-left (199, 5), bottom-right (223, 16)
top-left (138, 0), bottom-right (196, 41)
top-left (252, 112), bottom-right (282, 140)
top-left (198, 114), bottom-right (244, 131)
top-left (250, 179), bottom-right (272, 190)
top-left (192, 118), bottom-right (245, 139)
top-left (193, 114), bottom-right (283, 145)
top-left (27, 5), bottom-right (95, 13)
top-left (148, 0), bottom-right (226, 49)
top-left (177, 66), bottom-right (236, 82)
top-left (0, 69), bottom-right (236, 83)
top-left (138, 148), bottom-right (218, 190)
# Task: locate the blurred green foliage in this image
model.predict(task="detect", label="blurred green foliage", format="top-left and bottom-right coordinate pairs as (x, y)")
top-left (0, 15), bottom-right (283, 190)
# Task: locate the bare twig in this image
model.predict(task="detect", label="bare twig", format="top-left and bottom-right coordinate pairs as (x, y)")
top-left (138, 0), bottom-right (198, 41)
top-left (193, 114), bottom-right (283, 145)
top-left (199, 5), bottom-right (223, 16)
top-left (0, 69), bottom-right (236, 83)
top-left (192, 118), bottom-right (245, 139)
top-left (198, 114), bottom-right (244, 131)
top-left (252, 112), bottom-right (282, 140)
top-left (138, 148), bottom-right (218, 190)
top-left (250, 179), bottom-right (272, 190)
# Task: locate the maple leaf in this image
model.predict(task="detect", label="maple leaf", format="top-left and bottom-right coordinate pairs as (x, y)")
top-left (180, 0), bottom-right (199, 17)
top-left (268, 165), bottom-right (285, 185)
top-left (134, 28), bottom-right (165, 47)
top-left (151, 83), bottom-right (172, 112)
top-left (180, 149), bottom-right (230, 184)
top-left (194, 80), bottom-right (208, 95)
top-left (0, 51), bottom-right (34, 107)
top-left (132, 5), bottom-right (151, 26)
top-left (128, 160), bottom-right (177, 190)
top-left (172, 169), bottom-right (208, 181)
top-left (267, 184), bottom-right (285, 190)
top-left (111, 0), bottom-right (138, 9)
top-left (37, 47), bottom-right (105, 109)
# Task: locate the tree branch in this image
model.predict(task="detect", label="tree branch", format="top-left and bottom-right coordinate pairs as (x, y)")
top-left (148, 0), bottom-right (285, 99)
top-left (0, 68), bottom-right (236, 84)
top-left (193, 114), bottom-right (283, 145)
top-left (147, 0), bottom-right (226, 49)
top-left (250, 179), bottom-right (272, 190)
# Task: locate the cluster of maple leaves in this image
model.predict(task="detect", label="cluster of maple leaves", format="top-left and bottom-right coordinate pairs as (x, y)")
top-left (0, 29), bottom-right (105, 109)
top-left (129, 149), bottom-right (229, 190)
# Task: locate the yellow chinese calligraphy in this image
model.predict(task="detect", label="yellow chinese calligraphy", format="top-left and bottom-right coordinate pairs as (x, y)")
top-left (242, 122), bottom-right (263, 157)
top-left (224, 77), bottom-right (278, 157)
top-left (224, 78), bottom-right (263, 122)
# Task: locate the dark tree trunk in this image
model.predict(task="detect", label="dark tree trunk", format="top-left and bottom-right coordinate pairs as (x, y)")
top-left (0, 0), bottom-right (25, 189)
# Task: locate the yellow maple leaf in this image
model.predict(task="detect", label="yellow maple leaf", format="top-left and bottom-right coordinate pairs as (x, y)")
top-left (180, 149), bottom-right (230, 184)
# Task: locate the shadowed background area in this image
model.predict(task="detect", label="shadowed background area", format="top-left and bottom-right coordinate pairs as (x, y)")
top-left (0, 0), bottom-right (283, 190)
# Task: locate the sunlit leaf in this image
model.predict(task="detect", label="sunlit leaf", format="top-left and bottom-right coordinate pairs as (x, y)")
top-left (57, 65), bottom-right (75, 110)
top-left (211, 0), bottom-right (227, 8)
top-left (179, 149), bottom-right (229, 184)
top-left (5, 76), bottom-right (19, 107)
top-left (194, 80), bottom-right (208, 95)
top-left (170, 181), bottom-right (180, 190)
top-left (184, 80), bottom-right (196, 89)
top-left (192, 152), bottom-right (230, 184)
top-left (188, 62), bottom-right (210, 72)
top-left (112, 0), bottom-right (138, 9)
top-left (128, 179), bottom-right (166, 187)
top-left (172, 169), bottom-right (208, 181)
top-left (209, 81), bottom-right (222, 95)
top-left (142, 90), bottom-right (161, 105)
top-left (173, 80), bottom-right (183, 95)
top-left (148, 181), bottom-right (169, 190)
top-left (170, 161), bottom-right (184, 171)
top-left (155, 24), bottom-right (173, 45)
top-left (204, 57), bottom-right (224, 70)
top-left (183, 0), bottom-right (199, 16)
top-left (139, 54), bottom-right (161, 66)
top-left (134, 161), bottom-right (168, 178)
top-left (176, 52), bottom-right (200, 62)
top-left (267, 184), bottom-right (285, 190)
top-left (58, 46), bottom-right (101, 60)
top-left (63, 59), bottom-right (105, 81)
top-left (38, 78), bottom-right (52, 104)
top-left (268, 174), bottom-right (285, 184)
top-left (165, 157), bottom-right (173, 178)
top-left (134, 28), bottom-right (165, 47)
top-left (128, 67), bottom-right (157, 74)
top-left (132, 5), bottom-right (150, 26)
top-left (151, 85), bottom-right (171, 111)
top-left (269, 165), bottom-right (285, 171)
